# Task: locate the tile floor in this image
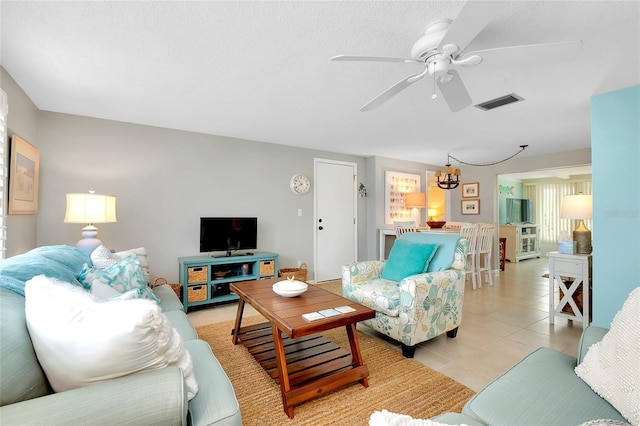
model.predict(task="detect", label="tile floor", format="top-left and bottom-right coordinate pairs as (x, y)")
top-left (187, 256), bottom-right (585, 392)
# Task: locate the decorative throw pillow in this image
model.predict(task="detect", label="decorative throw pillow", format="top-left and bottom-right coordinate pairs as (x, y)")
top-left (369, 409), bottom-right (468, 426)
top-left (90, 280), bottom-right (152, 302)
top-left (80, 254), bottom-right (159, 303)
top-left (24, 275), bottom-right (198, 400)
top-left (381, 240), bottom-right (439, 282)
top-left (91, 245), bottom-right (150, 284)
top-left (90, 245), bottom-right (120, 268)
top-left (115, 247), bottom-right (150, 284)
top-left (575, 287), bottom-right (640, 425)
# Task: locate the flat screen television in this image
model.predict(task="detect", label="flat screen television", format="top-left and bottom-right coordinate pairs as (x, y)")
top-left (506, 198), bottom-right (533, 224)
top-left (200, 217), bottom-right (257, 256)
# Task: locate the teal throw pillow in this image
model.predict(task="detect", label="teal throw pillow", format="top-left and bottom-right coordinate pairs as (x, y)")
top-left (381, 240), bottom-right (439, 282)
top-left (79, 254), bottom-right (159, 303)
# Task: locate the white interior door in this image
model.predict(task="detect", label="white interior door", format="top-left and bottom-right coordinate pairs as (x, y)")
top-left (314, 159), bottom-right (357, 282)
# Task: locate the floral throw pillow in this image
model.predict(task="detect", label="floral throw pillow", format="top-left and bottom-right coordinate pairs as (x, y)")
top-left (79, 254), bottom-right (159, 303)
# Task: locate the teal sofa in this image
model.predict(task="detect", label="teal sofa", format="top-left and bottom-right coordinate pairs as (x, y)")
top-left (433, 326), bottom-right (628, 426)
top-left (0, 245), bottom-right (241, 425)
top-left (342, 233), bottom-right (469, 358)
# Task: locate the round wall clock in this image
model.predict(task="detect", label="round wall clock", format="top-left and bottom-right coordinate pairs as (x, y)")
top-left (290, 174), bottom-right (311, 195)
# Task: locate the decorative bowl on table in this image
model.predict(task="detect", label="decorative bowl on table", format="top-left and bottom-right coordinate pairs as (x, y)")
top-left (427, 221), bottom-right (447, 229)
top-left (272, 277), bottom-right (308, 297)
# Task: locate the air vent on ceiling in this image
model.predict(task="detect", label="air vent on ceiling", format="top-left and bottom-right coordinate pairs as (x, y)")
top-left (475, 93), bottom-right (524, 111)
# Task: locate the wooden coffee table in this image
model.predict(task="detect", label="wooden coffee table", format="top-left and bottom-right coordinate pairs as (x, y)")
top-left (230, 278), bottom-right (375, 418)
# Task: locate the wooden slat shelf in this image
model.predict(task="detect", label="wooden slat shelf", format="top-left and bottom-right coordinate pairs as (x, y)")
top-left (236, 323), bottom-right (353, 384)
top-left (230, 279), bottom-right (376, 418)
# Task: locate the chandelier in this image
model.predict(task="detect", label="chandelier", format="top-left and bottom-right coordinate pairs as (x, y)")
top-left (435, 156), bottom-right (461, 189)
top-left (435, 145), bottom-right (529, 190)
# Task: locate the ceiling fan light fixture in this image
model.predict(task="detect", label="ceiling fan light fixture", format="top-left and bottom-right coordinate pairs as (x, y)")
top-left (333, 0), bottom-right (581, 113)
top-left (410, 19), bottom-right (453, 60)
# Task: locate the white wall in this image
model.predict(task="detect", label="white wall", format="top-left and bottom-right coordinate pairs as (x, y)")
top-left (34, 111), bottom-right (369, 282)
top-left (448, 149), bottom-right (592, 226)
top-left (1, 68), bottom-right (40, 256)
top-left (365, 156), bottom-right (442, 260)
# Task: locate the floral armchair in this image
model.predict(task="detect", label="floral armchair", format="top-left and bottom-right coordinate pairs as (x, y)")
top-left (342, 233), bottom-right (469, 358)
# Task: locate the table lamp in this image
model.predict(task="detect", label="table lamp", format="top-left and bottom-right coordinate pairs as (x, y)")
top-left (64, 192), bottom-right (117, 254)
top-left (404, 192), bottom-right (426, 226)
top-left (560, 194), bottom-right (592, 254)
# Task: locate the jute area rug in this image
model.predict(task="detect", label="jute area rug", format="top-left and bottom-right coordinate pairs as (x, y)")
top-left (197, 314), bottom-right (475, 425)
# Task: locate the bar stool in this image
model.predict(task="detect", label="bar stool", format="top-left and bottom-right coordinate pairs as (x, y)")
top-left (476, 223), bottom-right (496, 287)
top-left (460, 223), bottom-right (481, 290)
top-left (393, 220), bottom-right (417, 238)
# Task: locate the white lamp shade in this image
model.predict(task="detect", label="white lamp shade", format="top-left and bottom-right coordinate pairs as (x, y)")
top-left (428, 208), bottom-right (437, 217)
top-left (560, 194), bottom-right (592, 220)
top-left (405, 192), bottom-right (426, 208)
top-left (64, 193), bottom-right (117, 224)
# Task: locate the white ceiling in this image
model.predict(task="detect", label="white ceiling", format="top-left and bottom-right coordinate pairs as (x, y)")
top-left (1, 1), bottom-right (638, 165)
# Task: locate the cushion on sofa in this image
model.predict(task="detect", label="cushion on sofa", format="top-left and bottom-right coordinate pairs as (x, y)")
top-left (0, 245), bottom-right (90, 295)
top-left (462, 347), bottom-right (627, 425)
top-left (24, 275), bottom-right (198, 400)
top-left (381, 240), bottom-right (439, 282)
top-left (575, 287), bottom-right (640, 425)
top-left (79, 254), bottom-right (159, 303)
top-left (0, 288), bottom-right (51, 406)
top-left (91, 245), bottom-right (151, 284)
top-left (153, 284), bottom-right (185, 312)
top-left (186, 339), bottom-right (242, 426)
top-left (398, 233), bottom-right (463, 272)
top-left (344, 277), bottom-right (403, 317)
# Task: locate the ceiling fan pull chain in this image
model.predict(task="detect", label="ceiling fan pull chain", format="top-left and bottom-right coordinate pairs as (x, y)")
top-left (432, 72), bottom-right (438, 99)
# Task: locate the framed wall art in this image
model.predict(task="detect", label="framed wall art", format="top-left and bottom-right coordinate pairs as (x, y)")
top-left (462, 182), bottom-right (479, 198)
top-left (9, 135), bottom-right (40, 215)
top-left (384, 170), bottom-right (421, 225)
top-left (461, 199), bottom-right (480, 215)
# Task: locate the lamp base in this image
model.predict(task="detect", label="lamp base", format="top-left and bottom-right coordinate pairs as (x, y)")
top-left (410, 208), bottom-right (421, 227)
top-left (76, 225), bottom-right (103, 254)
top-left (573, 220), bottom-right (592, 254)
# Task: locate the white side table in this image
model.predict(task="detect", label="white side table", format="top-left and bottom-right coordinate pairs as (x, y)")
top-left (548, 251), bottom-right (592, 329)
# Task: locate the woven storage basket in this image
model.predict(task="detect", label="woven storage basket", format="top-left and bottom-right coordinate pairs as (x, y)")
top-left (153, 277), bottom-right (182, 302)
top-left (278, 263), bottom-right (308, 281)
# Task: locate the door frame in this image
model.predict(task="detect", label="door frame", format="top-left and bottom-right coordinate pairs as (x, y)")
top-left (313, 158), bottom-right (358, 283)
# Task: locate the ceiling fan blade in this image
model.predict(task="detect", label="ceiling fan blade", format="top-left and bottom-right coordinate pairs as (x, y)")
top-left (463, 40), bottom-right (583, 67)
top-left (331, 54), bottom-right (419, 64)
top-left (360, 71), bottom-right (426, 112)
top-left (438, 1), bottom-right (508, 53)
top-left (436, 69), bottom-right (472, 112)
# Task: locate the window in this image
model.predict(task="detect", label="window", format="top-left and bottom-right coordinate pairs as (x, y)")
top-left (524, 180), bottom-right (592, 246)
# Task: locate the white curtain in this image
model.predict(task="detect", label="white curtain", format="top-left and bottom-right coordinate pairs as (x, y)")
top-left (524, 180), bottom-right (592, 247)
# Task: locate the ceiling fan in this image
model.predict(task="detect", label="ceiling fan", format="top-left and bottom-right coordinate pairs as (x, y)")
top-left (332, 1), bottom-right (582, 112)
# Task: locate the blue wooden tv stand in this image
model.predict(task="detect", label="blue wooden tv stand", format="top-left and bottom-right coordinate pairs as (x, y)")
top-left (178, 252), bottom-right (279, 312)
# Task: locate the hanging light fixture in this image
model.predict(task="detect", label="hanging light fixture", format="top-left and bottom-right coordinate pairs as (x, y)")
top-left (435, 145), bottom-right (529, 190)
top-left (435, 155), bottom-right (460, 189)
